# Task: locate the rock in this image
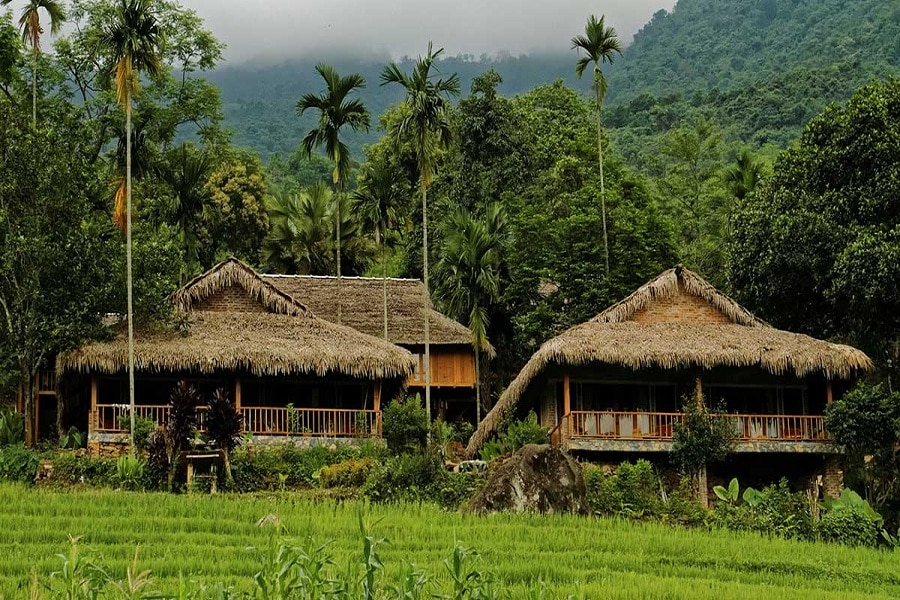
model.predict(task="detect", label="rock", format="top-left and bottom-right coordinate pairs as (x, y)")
top-left (469, 444), bottom-right (588, 515)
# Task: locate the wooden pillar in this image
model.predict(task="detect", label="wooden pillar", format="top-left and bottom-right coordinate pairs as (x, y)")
top-left (563, 373), bottom-right (571, 438)
top-left (826, 380), bottom-right (833, 404)
top-left (234, 378), bottom-right (242, 411)
top-left (695, 375), bottom-right (703, 408)
top-left (373, 380), bottom-right (382, 413)
top-left (89, 375), bottom-right (98, 436)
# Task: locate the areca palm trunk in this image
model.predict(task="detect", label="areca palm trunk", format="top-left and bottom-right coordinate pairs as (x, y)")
top-left (422, 183), bottom-right (431, 422)
top-left (126, 93), bottom-right (136, 457)
top-left (474, 347), bottom-right (481, 424)
top-left (336, 185), bottom-right (341, 324)
top-left (382, 236), bottom-right (388, 340)
top-left (596, 80), bottom-right (609, 278)
top-left (31, 48), bottom-right (36, 128)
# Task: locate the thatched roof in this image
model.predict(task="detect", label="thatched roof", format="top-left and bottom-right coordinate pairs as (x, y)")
top-left (59, 259), bottom-right (415, 380)
top-left (263, 275), bottom-right (482, 350)
top-left (466, 266), bottom-right (873, 456)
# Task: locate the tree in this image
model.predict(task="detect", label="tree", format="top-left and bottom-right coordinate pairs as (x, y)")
top-left (436, 205), bottom-right (506, 423)
top-left (263, 183), bottom-right (334, 276)
top-left (101, 0), bottom-right (163, 456)
top-left (297, 64), bottom-right (370, 323)
top-left (157, 142), bottom-right (212, 283)
top-left (723, 149), bottom-right (765, 201)
top-left (381, 43), bottom-right (460, 420)
top-left (0, 103), bottom-right (114, 446)
top-left (572, 14), bottom-right (623, 278)
top-left (1, 0), bottom-right (65, 127)
top-left (354, 162), bottom-right (403, 340)
top-left (728, 79), bottom-right (900, 365)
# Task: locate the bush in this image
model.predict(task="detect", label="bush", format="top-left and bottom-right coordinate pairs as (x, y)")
top-left (0, 409), bottom-right (25, 446)
top-left (818, 507), bottom-right (879, 547)
top-left (671, 396), bottom-right (734, 479)
top-left (480, 412), bottom-right (548, 461)
top-left (434, 471), bottom-right (486, 511)
top-left (584, 460), bottom-right (662, 518)
top-left (115, 455), bottom-right (146, 491)
top-left (0, 444), bottom-right (39, 483)
top-left (319, 457), bottom-right (377, 488)
top-left (382, 395), bottom-right (429, 455)
top-left (362, 451), bottom-right (444, 503)
top-left (661, 478), bottom-right (708, 527)
top-left (117, 415), bottom-right (155, 452)
top-left (59, 427), bottom-right (85, 450)
top-left (46, 452), bottom-right (118, 487)
top-left (711, 479), bottom-right (814, 541)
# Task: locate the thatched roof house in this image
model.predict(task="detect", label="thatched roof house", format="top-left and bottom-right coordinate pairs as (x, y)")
top-left (262, 275), bottom-right (478, 349)
top-left (466, 266), bottom-right (872, 456)
top-left (58, 258), bottom-right (415, 380)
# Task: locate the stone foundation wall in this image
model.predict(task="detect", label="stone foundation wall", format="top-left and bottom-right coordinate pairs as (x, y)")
top-left (87, 432), bottom-right (383, 457)
top-left (822, 456), bottom-right (843, 498)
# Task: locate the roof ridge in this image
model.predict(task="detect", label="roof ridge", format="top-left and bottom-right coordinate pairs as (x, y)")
top-left (262, 274), bottom-right (423, 283)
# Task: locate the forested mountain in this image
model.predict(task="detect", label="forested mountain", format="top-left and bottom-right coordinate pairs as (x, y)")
top-left (207, 54), bottom-right (579, 162)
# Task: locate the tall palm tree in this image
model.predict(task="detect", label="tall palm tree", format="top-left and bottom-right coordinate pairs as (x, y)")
top-left (263, 182), bottom-right (335, 275)
top-left (297, 63), bottom-right (370, 324)
top-left (381, 42), bottom-right (460, 421)
top-left (572, 14), bottom-right (622, 278)
top-left (1, 0), bottom-right (66, 127)
top-left (101, 0), bottom-right (162, 456)
top-left (437, 204), bottom-right (505, 424)
top-left (354, 163), bottom-right (402, 340)
top-left (159, 143), bottom-right (212, 283)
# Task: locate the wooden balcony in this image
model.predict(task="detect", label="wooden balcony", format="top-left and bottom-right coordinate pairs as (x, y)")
top-left (556, 411), bottom-right (835, 454)
top-left (92, 405), bottom-right (381, 439)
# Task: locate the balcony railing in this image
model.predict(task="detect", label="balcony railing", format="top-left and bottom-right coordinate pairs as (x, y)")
top-left (92, 404), bottom-right (380, 438)
top-left (564, 411), bottom-right (830, 443)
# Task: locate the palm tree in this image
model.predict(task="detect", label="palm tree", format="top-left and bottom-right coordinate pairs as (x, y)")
top-left (1, 0), bottom-right (66, 127)
top-left (263, 182), bottom-right (335, 275)
top-left (297, 64), bottom-right (370, 323)
top-left (158, 143), bottom-right (212, 283)
top-left (381, 42), bottom-right (460, 421)
top-left (724, 149), bottom-right (765, 201)
top-left (354, 163), bottom-right (402, 340)
top-left (572, 14), bottom-right (622, 278)
top-left (101, 0), bottom-right (162, 456)
top-left (437, 204), bottom-right (505, 424)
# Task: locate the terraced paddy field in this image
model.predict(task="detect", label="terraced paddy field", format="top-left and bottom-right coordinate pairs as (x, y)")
top-left (0, 483), bottom-right (898, 598)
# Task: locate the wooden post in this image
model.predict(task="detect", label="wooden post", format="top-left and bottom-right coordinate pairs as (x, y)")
top-left (695, 375), bottom-right (703, 408)
top-left (826, 380), bottom-right (833, 404)
top-left (89, 375), bottom-right (98, 437)
top-left (373, 380), bottom-right (382, 413)
top-left (563, 373), bottom-right (571, 438)
top-left (234, 378), bottom-right (242, 411)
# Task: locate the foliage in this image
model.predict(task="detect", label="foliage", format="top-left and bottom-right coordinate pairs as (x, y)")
top-left (44, 452), bottom-right (118, 487)
top-left (361, 451), bottom-right (444, 504)
top-left (712, 479), bottom-right (814, 541)
top-left (821, 488), bottom-right (884, 528)
top-left (0, 444), bottom-right (39, 483)
top-left (584, 460), bottom-right (662, 519)
top-left (479, 411), bottom-right (548, 461)
top-left (0, 408), bottom-right (24, 446)
top-left (58, 427), bottom-right (85, 450)
top-left (382, 395), bottom-right (429, 455)
top-left (117, 414), bottom-right (155, 453)
top-left (160, 380), bottom-right (199, 490)
top-left (728, 79), bottom-right (900, 363)
top-left (671, 395), bottom-right (734, 479)
top-left (114, 454), bottom-right (146, 491)
top-left (818, 507), bottom-right (880, 548)
top-left (319, 457), bottom-right (377, 489)
top-left (713, 477), bottom-right (740, 505)
top-left (205, 387), bottom-right (243, 454)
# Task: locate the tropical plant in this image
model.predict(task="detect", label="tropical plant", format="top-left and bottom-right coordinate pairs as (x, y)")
top-left (437, 204), bottom-right (506, 423)
top-left (354, 162), bottom-right (403, 340)
top-left (671, 393), bottom-right (734, 497)
top-left (162, 380), bottom-right (199, 490)
top-left (264, 183), bottom-right (334, 275)
top-left (0, 0), bottom-right (65, 127)
top-left (100, 0), bottom-right (163, 457)
top-left (572, 14), bottom-right (622, 278)
top-left (479, 411), bottom-right (549, 461)
top-left (713, 477), bottom-right (740, 505)
top-left (381, 42), bottom-right (460, 420)
top-left (205, 387), bottom-right (243, 485)
top-left (0, 408), bottom-right (24, 446)
top-left (59, 426), bottom-right (84, 450)
top-left (723, 149), bottom-right (765, 201)
top-left (297, 63), bottom-right (370, 323)
top-left (115, 454), bottom-right (146, 490)
top-left (157, 142), bottom-right (212, 283)
top-left (382, 395), bottom-right (429, 455)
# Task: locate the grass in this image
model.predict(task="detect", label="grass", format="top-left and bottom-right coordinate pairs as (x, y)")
top-left (0, 483), bottom-right (898, 598)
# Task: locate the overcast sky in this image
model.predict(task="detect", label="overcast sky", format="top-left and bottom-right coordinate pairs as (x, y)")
top-left (178, 0), bottom-right (676, 64)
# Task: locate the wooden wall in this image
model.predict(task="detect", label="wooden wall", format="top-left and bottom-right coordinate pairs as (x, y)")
top-left (406, 345), bottom-right (476, 388)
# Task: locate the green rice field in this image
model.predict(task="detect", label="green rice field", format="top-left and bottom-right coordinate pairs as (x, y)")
top-left (0, 483), bottom-right (898, 598)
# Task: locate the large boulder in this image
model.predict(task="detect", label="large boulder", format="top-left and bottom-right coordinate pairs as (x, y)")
top-left (469, 444), bottom-right (588, 514)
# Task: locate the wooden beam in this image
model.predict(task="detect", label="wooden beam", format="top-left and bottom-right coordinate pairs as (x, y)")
top-left (234, 378), bottom-right (242, 411)
top-left (373, 380), bottom-right (382, 413)
top-left (563, 373), bottom-right (571, 415)
top-left (89, 375), bottom-right (98, 436)
top-left (826, 380), bottom-right (833, 404)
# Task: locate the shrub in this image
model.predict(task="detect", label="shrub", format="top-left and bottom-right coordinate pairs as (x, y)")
top-left (711, 479), bottom-right (814, 541)
top-left (434, 471), bottom-right (487, 511)
top-left (0, 444), bottom-right (39, 483)
top-left (0, 408), bottom-right (25, 446)
top-left (47, 452), bottom-right (118, 487)
top-left (661, 478), bottom-right (708, 527)
top-left (146, 428), bottom-right (169, 490)
top-left (319, 457), bottom-right (377, 488)
top-left (117, 415), bottom-right (156, 452)
top-left (818, 507), bottom-right (879, 547)
top-left (479, 412), bottom-right (548, 461)
top-left (362, 451), bottom-right (444, 503)
top-left (584, 460), bottom-right (662, 518)
top-left (382, 395), bottom-right (428, 455)
top-left (206, 387), bottom-right (243, 484)
top-left (671, 395), bottom-right (734, 484)
top-left (115, 455), bottom-right (146, 491)
top-left (59, 427), bottom-right (85, 450)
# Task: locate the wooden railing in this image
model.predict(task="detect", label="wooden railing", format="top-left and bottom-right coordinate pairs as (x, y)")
top-left (240, 407), bottom-right (381, 437)
top-left (563, 411), bottom-right (830, 443)
top-left (94, 404), bottom-right (170, 432)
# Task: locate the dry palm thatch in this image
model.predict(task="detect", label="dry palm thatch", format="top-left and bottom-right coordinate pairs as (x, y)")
top-left (59, 258), bottom-right (415, 380)
top-left (465, 267), bottom-right (873, 457)
top-left (264, 274), bottom-right (491, 354)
